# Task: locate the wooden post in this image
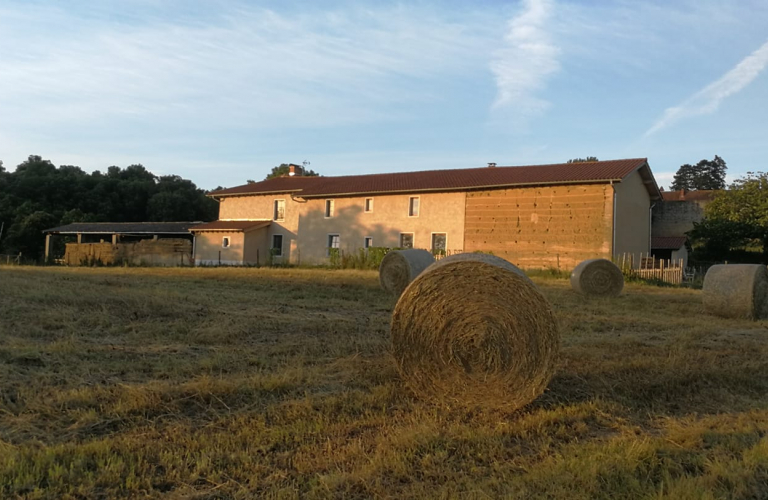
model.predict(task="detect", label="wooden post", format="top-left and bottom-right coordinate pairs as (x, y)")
top-left (112, 234), bottom-right (118, 245)
top-left (77, 233), bottom-right (82, 244)
top-left (44, 234), bottom-right (52, 261)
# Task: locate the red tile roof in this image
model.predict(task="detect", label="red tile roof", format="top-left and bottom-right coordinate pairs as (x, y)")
top-left (189, 220), bottom-right (271, 232)
top-left (651, 236), bottom-right (688, 250)
top-left (211, 158), bottom-right (655, 199)
top-left (661, 189), bottom-right (718, 201)
top-left (211, 177), bottom-right (321, 197)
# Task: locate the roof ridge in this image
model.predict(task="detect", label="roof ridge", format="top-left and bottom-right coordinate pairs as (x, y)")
top-left (304, 157), bottom-right (648, 180)
top-left (210, 158), bottom-right (652, 198)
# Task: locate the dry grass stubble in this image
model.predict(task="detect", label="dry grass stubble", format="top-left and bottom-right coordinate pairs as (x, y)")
top-left (0, 266), bottom-right (767, 498)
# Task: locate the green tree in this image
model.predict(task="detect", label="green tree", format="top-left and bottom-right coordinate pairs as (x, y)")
top-left (0, 155), bottom-right (218, 258)
top-left (265, 163), bottom-right (319, 179)
top-left (567, 157), bottom-right (598, 163)
top-left (670, 155), bottom-right (727, 191)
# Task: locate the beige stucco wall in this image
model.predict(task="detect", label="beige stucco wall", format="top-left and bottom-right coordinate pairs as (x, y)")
top-left (243, 230), bottom-right (271, 265)
top-left (194, 231), bottom-right (244, 265)
top-left (464, 184), bottom-right (614, 269)
top-left (613, 170), bottom-right (651, 261)
top-left (295, 192), bottom-right (467, 264)
top-left (218, 193), bottom-right (299, 263)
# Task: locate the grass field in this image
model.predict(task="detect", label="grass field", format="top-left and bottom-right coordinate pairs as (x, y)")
top-left (1, 266), bottom-right (768, 499)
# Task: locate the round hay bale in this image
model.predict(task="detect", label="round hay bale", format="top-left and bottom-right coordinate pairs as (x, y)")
top-left (570, 258), bottom-right (624, 297)
top-left (379, 249), bottom-right (436, 296)
top-left (702, 264), bottom-right (768, 320)
top-left (391, 253), bottom-right (559, 410)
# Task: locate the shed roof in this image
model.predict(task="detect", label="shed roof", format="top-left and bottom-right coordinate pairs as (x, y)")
top-left (651, 236), bottom-right (688, 250)
top-left (189, 220), bottom-right (271, 232)
top-left (43, 222), bottom-right (201, 235)
top-left (211, 158), bottom-right (661, 200)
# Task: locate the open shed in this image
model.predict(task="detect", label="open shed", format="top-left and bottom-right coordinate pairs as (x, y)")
top-left (43, 222), bottom-right (201, 265)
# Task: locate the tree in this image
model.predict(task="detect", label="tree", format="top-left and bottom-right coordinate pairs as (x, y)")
top-left (567, 157), bottom-right (598, 163)
top-left (689, 171), bottom-right (768, 262)
top-left (265, 163), bottom-right (320, 180)
top-left (670, 155), bottom-right (727, 191)
top-left (0, 155), bottom-right (218, 258)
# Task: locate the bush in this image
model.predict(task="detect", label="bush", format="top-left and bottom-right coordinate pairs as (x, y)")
top-left (329, 247), bottom-right (400, 270)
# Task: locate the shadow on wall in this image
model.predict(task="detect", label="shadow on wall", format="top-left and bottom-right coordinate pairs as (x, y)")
top-left (261, 223), bottom-right (298, 266)
top-left (297, 203), bottom-right (401, 265)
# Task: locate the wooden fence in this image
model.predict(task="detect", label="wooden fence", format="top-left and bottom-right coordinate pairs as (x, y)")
top-left (432, 249), bottom-right (465, 261)
top-left (617, 253), bottom-right (686, 285)
top-left (0, 253), bottom-right (22, 265)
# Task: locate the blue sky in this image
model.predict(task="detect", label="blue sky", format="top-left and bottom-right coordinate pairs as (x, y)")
top-left (1, 0), bottom-right (767, 190)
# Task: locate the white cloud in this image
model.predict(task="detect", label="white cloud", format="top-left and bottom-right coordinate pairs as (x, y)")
top-left (646, 39), bottom-right (768, 136)
top-left (652, 171), bottom-right (676, 189)
top-left (0, 5), bottom-right (492, 131)
top-left (490, 0), bottom-right (560, 116)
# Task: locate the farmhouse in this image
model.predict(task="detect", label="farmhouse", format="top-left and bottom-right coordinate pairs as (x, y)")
top-left (193, 158), bottom-right (661, 269)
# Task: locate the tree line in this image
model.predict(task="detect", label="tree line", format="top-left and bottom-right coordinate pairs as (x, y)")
top-left (0, 155), bottom-right (218, 258)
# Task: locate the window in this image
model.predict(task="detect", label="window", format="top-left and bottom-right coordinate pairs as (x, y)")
top-left (327, 234), bottom-right (340, 256)
top-left (408, 196), bottom-right (420, 217)
top-left (431, 233), bottom-right (447, 255)
top-left (400, 233), bottom-right (414, 249)
top-left (273, 199), bottom-right (285, 221)
top-left (272, 234), bottom-right (283, 256)
top-left (325, 199), bottom-right (335, 218)
top-left (364, 237), bottom-right (373, 249)
top-left (364, 198), bottom-right (374, 213)
top-left (222, 236), bottom-right (230, 248)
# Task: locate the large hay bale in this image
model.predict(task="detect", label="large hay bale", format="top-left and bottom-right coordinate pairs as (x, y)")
top-left (379, 249), bottom-right (436, 296)
top-left (570, 258), bottom-right (624, 297)
top-left (702, 264), bottom-right (768, 320)
top-left (391, 253), bottom-right (559, 410)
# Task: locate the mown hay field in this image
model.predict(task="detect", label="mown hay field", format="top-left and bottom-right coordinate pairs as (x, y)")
top-left (1, 266), bottom-right (767, 499)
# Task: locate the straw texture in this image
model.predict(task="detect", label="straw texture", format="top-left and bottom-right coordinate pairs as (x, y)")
top-left (702, 264), bottom-right (768, 320)
top-left (379, 249), bottom-right (436, 296)
top-left (570, 258), bottom-right (624, 297)
top-left (391, 253), bottom-right (559, 410)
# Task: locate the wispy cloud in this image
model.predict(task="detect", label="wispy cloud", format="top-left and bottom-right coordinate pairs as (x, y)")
top-left (0, 4), bottom-right (492, 131)
top-left (645, 39), bottom-right (768, 136)
top-left (490, 0), bottom-right (560, 116)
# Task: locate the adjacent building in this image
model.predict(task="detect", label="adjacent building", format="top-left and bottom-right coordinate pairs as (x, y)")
top-left (193, 158), bottom-right (661, 269)
top-left (651, 189), bottom-right (717, 238)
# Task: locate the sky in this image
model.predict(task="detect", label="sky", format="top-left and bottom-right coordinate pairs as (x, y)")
top-left (1, 0), bottom-right (767, 191)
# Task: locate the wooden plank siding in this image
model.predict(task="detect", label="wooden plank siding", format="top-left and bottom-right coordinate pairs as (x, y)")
top-left (463, 185), bottom-right (614, 269)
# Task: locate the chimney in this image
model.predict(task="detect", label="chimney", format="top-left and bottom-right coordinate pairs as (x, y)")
top-left (487, 162), bottom-right (496, 168)
top-left (289, 165), bottom-right (295, 176)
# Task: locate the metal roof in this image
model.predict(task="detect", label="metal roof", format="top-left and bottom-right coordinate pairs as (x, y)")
top-left (189, 220), bottom-right (271, 232)
top-left (43, 222), bottom-right (202, 235)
